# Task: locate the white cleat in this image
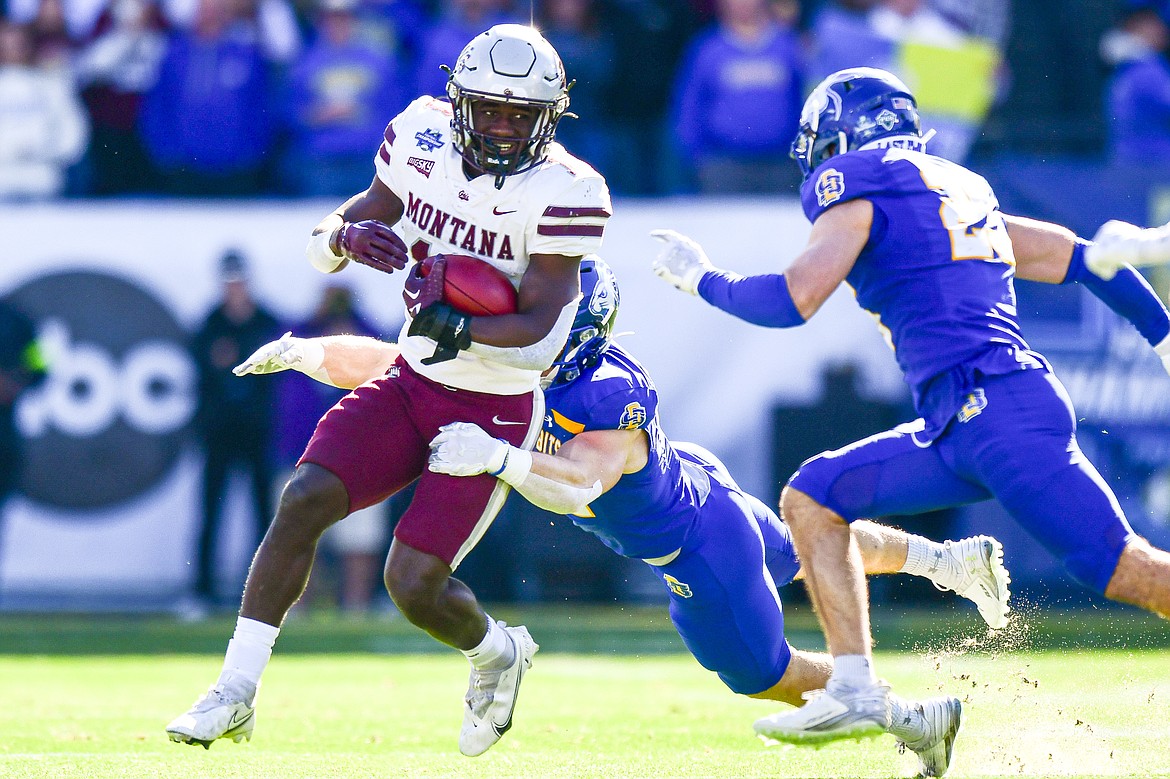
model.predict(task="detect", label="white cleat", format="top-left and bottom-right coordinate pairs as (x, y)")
top-left (754, 681), bottom-right (890, 747)
top-left (938, 535), bottom-right (1011, 629)
top-left (459, 623), bottom-right (539, 757)
top-left (166, 674), bottom-right (256, 749)
top-left (895, 696), bottom-right (962, 778)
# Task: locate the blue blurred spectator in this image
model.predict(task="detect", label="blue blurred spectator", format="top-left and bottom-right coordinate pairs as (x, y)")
top-left (414, 0), bottom-right (519, 98)
top-left (281, 0), bottom-right (406, 196)
top-left (74, 0), bottom-right (168, 194)
top-left (806, 0), bottom-right (890, 82)
top-left (7, 0), bottom-right (106, 43)
top-left (862, 0), bottom-right (1001, 163)
top-left (1102, 5), bottom-right (1170, 165)
top-left (139, 0), bottom-right (278, 195)
top-left (538, 0), bottom-right (616, 174)
top-left (603, 0), bottom-right (702, 195)
top-left (671, 0), bottom-right (804, 193)
top-left (350, 0), bottom-right (427, 63)
top-left (0, 20), bottom-right (89, 199)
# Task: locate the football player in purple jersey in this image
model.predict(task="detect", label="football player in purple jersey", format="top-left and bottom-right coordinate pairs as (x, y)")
top-left (651, 67), bottom-right (1170, 752)
top-left (233, 257), bottom-right (1014, 776)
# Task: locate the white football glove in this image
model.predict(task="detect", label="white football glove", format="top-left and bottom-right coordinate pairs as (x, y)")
top-left (1085, 219), bottom-right (1170, 280)
top-left (428, 422), bottom-right (509, 477)
top-left (1085, 220), bottom-right (1144, 280)
top-left (233, 332), bottom-right (326, 378)
top-left (650, 229), bottom-right (717, 295)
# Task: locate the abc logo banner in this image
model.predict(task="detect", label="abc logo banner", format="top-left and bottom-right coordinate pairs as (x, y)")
top-left (6, 271), bottom-right (196, 510)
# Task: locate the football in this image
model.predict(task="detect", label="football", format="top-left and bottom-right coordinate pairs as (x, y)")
top-left (422, 254), bottom-right (518, 316)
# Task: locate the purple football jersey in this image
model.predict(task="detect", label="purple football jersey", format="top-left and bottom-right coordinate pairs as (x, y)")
top-left (801, 148), bottom-right (1047, 436)
top-left (538, 343), bottom-right (703, 559)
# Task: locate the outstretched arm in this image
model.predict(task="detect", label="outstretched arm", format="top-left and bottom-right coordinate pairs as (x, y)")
top-left (1008, 215), bottom-right (1170, 365)
top-left (234, 334), bottom-right (398, 389)
top-left (651, 199), bottom-right (871, 326)
top-left (428, 422), bottom-right (642, 515)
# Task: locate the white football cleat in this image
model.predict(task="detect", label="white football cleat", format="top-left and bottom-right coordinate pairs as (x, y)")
top-left (166, 673), bottom-right (256, 749)
top-left (937, 535), bottom-right (1011, 629)
top-left (754, 681), bottom-right (890, 747)
top-left (459, 623), bottom-right (539, 757)
top-left (895, 696), bottom-right (962, 778)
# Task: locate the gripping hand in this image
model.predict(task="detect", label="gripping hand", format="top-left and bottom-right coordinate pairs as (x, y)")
top-left (650, 229), bottom-right (716, 295)
top-left (408, 302), bottom-right (472, 365)
top-left (403, 256), bottom-right (447, 317)
top-left (1085, 220), bottom-right (1144, 281)
top-left (428, 422), bottom-right (508, 477)
top-left (336, 220), bottom-right (408, 274)
top-left (233, 332), bottom-right (323, 377)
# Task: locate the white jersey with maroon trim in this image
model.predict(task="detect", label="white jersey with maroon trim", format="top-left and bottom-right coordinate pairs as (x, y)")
top-left (373, 95), bottom-right (611, 394)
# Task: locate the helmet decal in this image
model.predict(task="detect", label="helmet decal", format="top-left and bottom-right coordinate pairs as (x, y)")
top-left (790, 67), bottom-right (923, 180)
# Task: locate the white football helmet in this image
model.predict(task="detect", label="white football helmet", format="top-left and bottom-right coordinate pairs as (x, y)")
top-left (446, 24), bottom-right (570, 186)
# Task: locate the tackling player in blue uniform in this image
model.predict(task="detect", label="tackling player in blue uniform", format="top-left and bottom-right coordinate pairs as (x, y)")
top-left (236, 258), bottom-right (1012, 777)
top-left (651, 67), bottom-right (1170, 751)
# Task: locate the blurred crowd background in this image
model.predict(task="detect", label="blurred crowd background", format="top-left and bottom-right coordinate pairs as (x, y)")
top-left (5, 0), bottom-right (1170, 617)
top-left (2, 0), bottom-right (1170, 201)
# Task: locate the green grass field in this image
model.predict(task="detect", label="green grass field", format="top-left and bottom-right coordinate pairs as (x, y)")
top-left (2, 605), bottom-right (1169, 779)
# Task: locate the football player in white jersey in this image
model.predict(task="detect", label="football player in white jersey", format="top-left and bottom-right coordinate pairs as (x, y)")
top-left (167, 24), bottom-right (611, 758)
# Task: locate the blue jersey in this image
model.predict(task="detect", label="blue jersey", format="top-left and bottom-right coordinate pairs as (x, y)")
top-left (537, 343), bottom-right (705, 559)
top-left (801, 147), bottom-right (1047, 436)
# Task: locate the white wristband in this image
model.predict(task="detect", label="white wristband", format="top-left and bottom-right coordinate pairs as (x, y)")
top-left (306, 229), bottom-right (348, 274)
top-left (491, 447), bottom-right (532, 486)
top-left (297, 338), bottom-right (330, 383)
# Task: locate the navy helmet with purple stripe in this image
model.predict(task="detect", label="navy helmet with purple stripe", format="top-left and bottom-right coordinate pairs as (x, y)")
top-left (790, 67), bottom-right (924, 180)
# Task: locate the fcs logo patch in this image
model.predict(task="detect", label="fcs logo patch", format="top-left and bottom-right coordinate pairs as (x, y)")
top-left (618, 402), bottom-right (646, 430)
top-left (663, 574), bottom-right (693, 598)
top-left (956, 388), bottom-right (987, 423)
top-left (414, 128), bottom-right (444, 152)
top-left (407, 157), bottom-right (434, 178)
top-left (816, 168), bottom-right (845, 207)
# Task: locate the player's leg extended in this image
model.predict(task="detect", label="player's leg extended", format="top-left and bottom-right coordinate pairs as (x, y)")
top-left (847, 520), bottom-right (1011, 629)
top-left (953, 370), bottom-right (1170, 616)
top-left (671, 483), bottom-right (962, 774)
top-left (383, 370), bottom-right (544, 757)
top-left (758, 422), bottom-right (990, 747)
top-left (167, 373), bottom-right (427, 748)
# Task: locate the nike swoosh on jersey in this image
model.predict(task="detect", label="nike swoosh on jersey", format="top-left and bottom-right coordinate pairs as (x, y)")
top-left (491, 415), bottom-right (526, 426)
top-left (493, 207), bottom-right (517, 215)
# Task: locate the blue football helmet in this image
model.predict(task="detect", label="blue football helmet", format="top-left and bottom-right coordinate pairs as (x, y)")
top-left (790, 67), bottom-right (923, 179)
top-left (546, 256), bottom-right (619, 387)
